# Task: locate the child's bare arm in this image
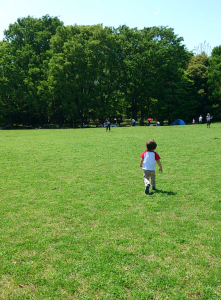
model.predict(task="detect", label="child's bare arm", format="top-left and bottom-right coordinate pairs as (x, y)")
top-left (140, 158), bottom-right (144, 167)
top-left (157, 159), bottom-right (163, 172)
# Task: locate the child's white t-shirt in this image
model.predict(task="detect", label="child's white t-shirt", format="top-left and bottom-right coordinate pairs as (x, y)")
top-left (140, 151), bottom-right (160, 171)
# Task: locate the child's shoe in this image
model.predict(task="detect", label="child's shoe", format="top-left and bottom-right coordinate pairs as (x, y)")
top-left (145, 185), bottom-right (150, 194)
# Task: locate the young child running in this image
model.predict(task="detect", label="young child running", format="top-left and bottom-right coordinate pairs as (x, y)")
top-left (140, 139), bottom-right (163, 194)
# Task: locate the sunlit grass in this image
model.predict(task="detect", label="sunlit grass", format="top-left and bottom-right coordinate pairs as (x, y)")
top-left (0, 124), bottom-right (221, 299)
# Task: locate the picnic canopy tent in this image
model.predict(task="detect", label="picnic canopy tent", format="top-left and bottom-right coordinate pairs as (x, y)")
top-left (172, 119), bottom-right (185, 125)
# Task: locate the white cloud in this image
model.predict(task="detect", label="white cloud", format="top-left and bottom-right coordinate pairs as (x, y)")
top-left (154, 8), bottom-right (160, 15)
top-left (7, 1), bottom-right (14, 7)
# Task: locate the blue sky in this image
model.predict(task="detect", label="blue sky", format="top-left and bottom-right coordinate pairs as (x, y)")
top-left (0, 0), bottom-right (220, 53)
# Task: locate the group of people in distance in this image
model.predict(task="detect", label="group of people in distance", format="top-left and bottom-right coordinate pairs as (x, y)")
top-left (192, 113), bottom-right (212, 128)
top-left (131, 119), bottom-right (160, 126)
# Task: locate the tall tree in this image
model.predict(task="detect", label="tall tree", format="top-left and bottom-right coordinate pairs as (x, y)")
top-left (142, 26), bottom-right (194, 124)
top-left (49, 25), bottom-right (102, 126)
top-left (2, 15), bottom-right (63, 126)
top-left (0, 41), bottom-right (25, 126)
top-left (208, 46), bottom-right (221, 120)
top-left (186, 54), bottom-right (209, 118)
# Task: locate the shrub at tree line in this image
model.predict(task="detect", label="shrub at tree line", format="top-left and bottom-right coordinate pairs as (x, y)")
top-left (0, 15), bottom-right (220, 128)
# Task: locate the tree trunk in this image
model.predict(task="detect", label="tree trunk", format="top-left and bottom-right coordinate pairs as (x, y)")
top-left (132, 99), bottom-right (137, 120)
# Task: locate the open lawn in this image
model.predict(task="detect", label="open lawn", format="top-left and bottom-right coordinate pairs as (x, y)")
top-left (0, 124), bottom-right (221, 300)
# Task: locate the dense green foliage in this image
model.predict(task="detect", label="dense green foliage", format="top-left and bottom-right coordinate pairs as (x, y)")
top-left (0, 15), bottom-right (221, 127)
top-left (208, 46), bottom-right (221, 119)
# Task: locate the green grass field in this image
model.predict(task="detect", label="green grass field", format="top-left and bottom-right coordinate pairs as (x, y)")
top-left (0, 124), bottom-right (221, 300)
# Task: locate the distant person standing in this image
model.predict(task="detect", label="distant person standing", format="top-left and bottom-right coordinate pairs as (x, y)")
top-left (199, 115), bottom-right (203, 124)
top-left (206, 113), bottom-right (211, 128)
top-left (192, 119), bottom-right (195, 124)
top-left (131, 119), bottom-right (136, 126)
top-left (106, 120), bottom-right (111, 131)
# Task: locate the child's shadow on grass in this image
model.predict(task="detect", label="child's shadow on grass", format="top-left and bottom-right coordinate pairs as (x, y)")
top-left (149, 189), bottom-right (177, 196)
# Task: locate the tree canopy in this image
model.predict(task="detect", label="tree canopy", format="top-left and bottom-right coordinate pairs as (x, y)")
top-left (0, 15), bottom-right (220, 127)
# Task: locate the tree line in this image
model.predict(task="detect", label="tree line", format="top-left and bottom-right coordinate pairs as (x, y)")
top-left (0, 15), bottom-right (220, 128)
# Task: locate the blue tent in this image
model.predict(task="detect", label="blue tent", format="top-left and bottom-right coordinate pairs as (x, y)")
top-left (172, 119), bottom-right (185, 125)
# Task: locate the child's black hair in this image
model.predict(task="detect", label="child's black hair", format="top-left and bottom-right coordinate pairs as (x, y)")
top-left (146, 139), bottom-right (157, 151)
